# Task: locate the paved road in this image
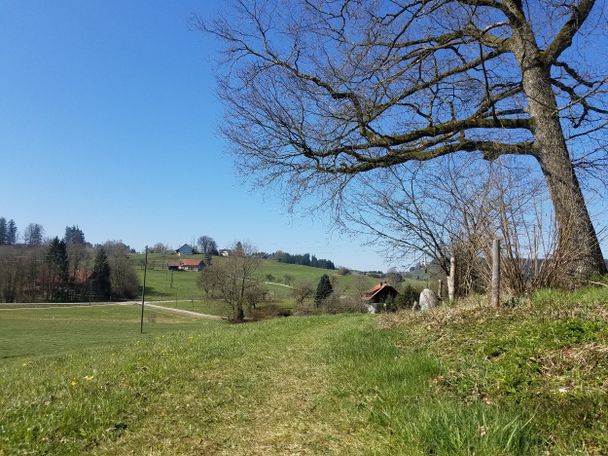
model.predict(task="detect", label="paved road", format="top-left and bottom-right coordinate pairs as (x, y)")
top-left (264, 281), bottom-right (293, 288)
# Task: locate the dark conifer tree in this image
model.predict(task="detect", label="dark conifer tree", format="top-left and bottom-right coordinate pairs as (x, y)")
top-left (0, 217), bottom-right (6, 245)
top-left (314, 274), bottom-right (333, 306)
top-left (47, 237), bottom-right (70, 301)
top-left (92, 247), bottom-right (112, 299)
top-left (7, 219), bottom-right (17, 245)
top-left (64, 225), bottom-right (85, 244)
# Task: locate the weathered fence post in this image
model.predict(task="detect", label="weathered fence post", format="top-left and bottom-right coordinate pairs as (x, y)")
top-left (491, 238), bottom-right (501, 307)
top-left (447, 256), bottom-right (456, 302)
top-left (437, 279), bottom-right (443, 299)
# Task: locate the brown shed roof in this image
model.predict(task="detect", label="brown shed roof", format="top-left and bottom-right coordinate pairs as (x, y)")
top-left (363, 282), bottom-right (398, 301)
top-left (180, 259), bottom-right (203, 267)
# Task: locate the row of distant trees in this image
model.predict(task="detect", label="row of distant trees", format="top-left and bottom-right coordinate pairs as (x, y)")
top-left (0, 217), bottom-right (90, 249)
top-left (253, 250), bottom-right (335, 270)
top-left (0, 217), bottom-right (46, 246)
top-left (0, 223), bottom-right (139, 302)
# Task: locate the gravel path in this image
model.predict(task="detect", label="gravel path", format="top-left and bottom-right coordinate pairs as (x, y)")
top-left (141, 302), bottom-right (224, 320)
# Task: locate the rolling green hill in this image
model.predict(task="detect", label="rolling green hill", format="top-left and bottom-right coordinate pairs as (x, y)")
top-left (131, 254), bottom-right (404, 312)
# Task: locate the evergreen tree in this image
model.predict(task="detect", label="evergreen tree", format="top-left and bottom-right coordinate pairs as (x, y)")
top-left (0, 217), bottom-right (6, 245)
top-left (46, 237), bottom-right (70, 301)
top-left (64, 225), bottom-right (85, 244)
top-left (92, 247), bottom-right (112, 299)
top-left (302, 253), bottom-right (311, 266)
top-left (314, 274), bottom-right (333, 306)
top-left (7, 219), bottom-right (17, 245)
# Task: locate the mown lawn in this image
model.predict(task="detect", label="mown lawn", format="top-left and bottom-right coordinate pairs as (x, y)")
top-left (2, 286), bottom-right (607, 455)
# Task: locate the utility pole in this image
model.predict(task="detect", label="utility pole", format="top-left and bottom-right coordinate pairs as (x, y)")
top-left (140, 246), bottom-right (148, 334)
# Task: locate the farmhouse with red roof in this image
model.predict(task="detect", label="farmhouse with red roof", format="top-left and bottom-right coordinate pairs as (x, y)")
top-left (167, 258), bottom-right (205, 272)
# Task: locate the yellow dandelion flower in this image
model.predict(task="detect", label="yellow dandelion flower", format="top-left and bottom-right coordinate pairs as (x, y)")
top-left (70, 379), bottom-right (78, 386)
top-left (83, 375), bottom-right (94, 381)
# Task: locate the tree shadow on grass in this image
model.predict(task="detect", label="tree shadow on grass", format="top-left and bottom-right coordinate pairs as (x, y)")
top-left (139, 286), bottom-right (173, 299)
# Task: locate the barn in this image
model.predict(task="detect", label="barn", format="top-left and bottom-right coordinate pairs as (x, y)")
top-left (363, 282), bottom-right (399, 304)
top-left (167, 259), bottom-right (205, 272)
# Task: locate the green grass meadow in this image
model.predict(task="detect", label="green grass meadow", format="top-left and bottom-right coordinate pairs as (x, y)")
top-left (2, 286), bottom-right (607, 454)
top-left (0, 304), bottom-right (202, 360)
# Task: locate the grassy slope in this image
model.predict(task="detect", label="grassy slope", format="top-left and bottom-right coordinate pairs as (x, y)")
top-left (135, 255), bottom-right (380, 295)
top-left (2, 287), bottom-right (607, 455)
top-left (379, 286), bottom-right (608, 454)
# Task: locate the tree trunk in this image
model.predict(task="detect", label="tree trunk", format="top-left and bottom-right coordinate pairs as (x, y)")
top-left (235, 305), bottom-right (244, 322)
top-left (535, 135), bottom-right (606, 279)
top-left (512, 25), bottom-right (606, 280)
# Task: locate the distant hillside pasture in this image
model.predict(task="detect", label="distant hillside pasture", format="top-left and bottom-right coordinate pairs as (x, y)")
top-left (133, 254), bottom-right (404, 295)
top-left (135, 255), bottom-right (375, 303)
top-left (132, 254), bottom-right (425, 319)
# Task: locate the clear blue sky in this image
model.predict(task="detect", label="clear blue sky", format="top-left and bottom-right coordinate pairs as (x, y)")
top-left (0, 0), bottom-right (392, 271)
top-left (1, 1), bottom-right (606, 270)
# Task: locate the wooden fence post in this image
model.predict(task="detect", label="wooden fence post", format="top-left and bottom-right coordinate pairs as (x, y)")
top-left (437, 279), bottom-right (443, 299)
top-left (491, 238), bottom-right (501, 307)
top-left (447, 256), bottom-right (456, 302)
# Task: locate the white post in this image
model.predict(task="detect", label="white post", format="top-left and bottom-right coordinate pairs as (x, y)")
top-left (447, 256), bottom-right (456, 302)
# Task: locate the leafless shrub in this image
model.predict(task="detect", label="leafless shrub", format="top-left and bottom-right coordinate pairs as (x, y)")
top-left (343, 156), bottom-right (593, 296)
top-left (320, 294), bottom-right (368, 314)
top-left (291, 280), bottom-right (315, 308)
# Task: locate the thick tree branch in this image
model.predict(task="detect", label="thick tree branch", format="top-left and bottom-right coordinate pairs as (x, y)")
top-left (543, 0), bottom-right (596, 64)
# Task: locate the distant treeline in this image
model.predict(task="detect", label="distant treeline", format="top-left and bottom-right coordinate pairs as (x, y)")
top-left (254, 250), bottom-right (335, 270)
top-left (0, 221), bottom-right (139, 303)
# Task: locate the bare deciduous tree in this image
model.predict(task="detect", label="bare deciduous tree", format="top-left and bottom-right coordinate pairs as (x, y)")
top-left (197, 236), bottom-right (218, 255)
top-left (291, 280), bottom-right (315, 306)
top-left (198, 241), bottom-right (261, 321)
top-left (23, 223), bottom-right (44, 247)
top-left (201, 0), bottom-right (607, 279)
top-left (346, 155), bottom-right (590, 293)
